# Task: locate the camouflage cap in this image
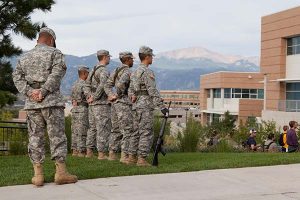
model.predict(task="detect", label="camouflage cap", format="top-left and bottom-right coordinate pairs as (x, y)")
top-left (39, 27), bottom-right (56, 40)
top-left (119, 51), bottom-right (135, 59)
top-left (77, 65), bottom-right (89, 72)
top-left (139, 46), bottom-right (155, 56)
top-left (97, 50), bottom-right (112, 57)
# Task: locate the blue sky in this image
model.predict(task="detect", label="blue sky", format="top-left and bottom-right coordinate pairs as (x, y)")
top-left (12, 0), bottom-right (300, 57)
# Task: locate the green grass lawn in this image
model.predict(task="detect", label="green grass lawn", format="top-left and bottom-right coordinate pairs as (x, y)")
top-left (1, 152), bottom-right (300, 187)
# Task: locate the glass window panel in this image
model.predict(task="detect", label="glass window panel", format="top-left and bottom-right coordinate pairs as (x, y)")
top-left (242, 89), bottom-right (250, 93)
top-left (234, 94), bottom-right (241, 98)
top-left (250, 89), bottom-right (257, 94)
top-left (286, 83), bottom-right (300, 91)
top-left (287, 47), bottom-right (293, 55)
top-left (296, 46), bottom-right (300, 54)
top-left (287, 38), bottom-right (293, 46)
top-left (258, 89), bottom-right (264, 99)
top-left (213, 89), bottom-right (221, 98)
top-left (233, 88), bottom-right (241, 93)
top-left (286, 92), bottom-right (300, 100)
top-left (242, 94), bottom-right (249, 98)
top-left (250, 95), bottom-right (257, 99)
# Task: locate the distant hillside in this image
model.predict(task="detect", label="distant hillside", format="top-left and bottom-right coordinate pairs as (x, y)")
top-left (9, 47), bottom-right (260, 95)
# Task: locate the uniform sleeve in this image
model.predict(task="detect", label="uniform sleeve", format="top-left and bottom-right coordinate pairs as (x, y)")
top-left (104, 69), bottom-right (116, 96)
top-left (143, 69), bottom-right (163, 108)
top-left (115, 69), bottom-right (130, 95)
top-left (93, 69), bottom-right (109, 99)
top-left (71, 84), bottom-right (76, 101)
top-left (40, 50), bottom-right (66, 97)
top-left (83, 73), bottom-right (92, 98)
top-left (128, 72), bottom-right (136, 97)
top-left (12, 60), bottom-right (34, 96)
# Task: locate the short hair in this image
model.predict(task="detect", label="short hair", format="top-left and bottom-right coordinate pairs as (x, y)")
top-left (120, 56), bottom-right (131, 64)
top-left (289, 121), bottom-right (297, 128)
top-left (97, 55), bottom-right (105, 61)
top-left (38, 32), bottom-right (52, 40)
top-left (139, 53), bottom-right (147, 61)
top-left (267, 133), bottom-right (275, 140)
top-left (283, 125), bottom-right (289, 131)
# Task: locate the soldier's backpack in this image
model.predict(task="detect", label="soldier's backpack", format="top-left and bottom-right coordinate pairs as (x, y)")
top-left (113, 66), bottom-right (127, 85)
top-left (89, 65), bottom-right (105, 83)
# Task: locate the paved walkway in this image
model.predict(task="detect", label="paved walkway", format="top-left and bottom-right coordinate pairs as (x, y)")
top-left (2, 164), bottom-right (300, 200)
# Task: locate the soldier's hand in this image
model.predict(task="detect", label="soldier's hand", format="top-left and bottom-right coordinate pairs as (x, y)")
top-left (30, 89), bottom-right (42, 102)
top-left (87, 96), bottom-right (94, 104)
top-left (131, 95), bottom-right (137, 103)
top-left (161, 107), bottom-right (169, 116)
top-left (108, 94), bottom-right (117, 102)
top-left (72, 100), bottom-right (78, 107)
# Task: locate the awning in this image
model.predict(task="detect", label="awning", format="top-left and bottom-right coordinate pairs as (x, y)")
top-left (270, 78), bottom-right (300, 83)
top-left (201, 110), bottom-right (238, 115)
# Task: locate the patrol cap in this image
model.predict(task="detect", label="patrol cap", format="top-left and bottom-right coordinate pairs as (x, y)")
top-left (77, 65), bottom-right (89, 72)
top-left (249, 129), bottom-right (257, 134)
top-left (39, 27), bottom-right (56, 47)
top-left (139, 46), bottom-right (155, 56)
top-left (119, 51), bottom-right (135, 59)
top-left (97, 50), bottom-right (112, 57)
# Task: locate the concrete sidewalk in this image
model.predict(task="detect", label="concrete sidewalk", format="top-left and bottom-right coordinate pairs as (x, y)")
top-left (2, 164), bottom-right (300, 200)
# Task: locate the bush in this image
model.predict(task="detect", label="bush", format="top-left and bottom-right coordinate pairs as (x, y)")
top-left (152, 115), bottom-right (171, 151)
top-left (177, 114), bottom-right (202, 152)
top-left (201, 139), bottom-right (242, 153)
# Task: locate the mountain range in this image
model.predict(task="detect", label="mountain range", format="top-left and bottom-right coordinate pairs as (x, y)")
top-left (10, 47), bottom-right (260, 95)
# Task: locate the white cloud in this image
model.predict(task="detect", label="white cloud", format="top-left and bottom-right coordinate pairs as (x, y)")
top-left (11, 0), bottom-right (300, 57)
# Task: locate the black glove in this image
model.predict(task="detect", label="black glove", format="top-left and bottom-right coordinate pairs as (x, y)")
top-left (161, 107), bottom-right (169, 116)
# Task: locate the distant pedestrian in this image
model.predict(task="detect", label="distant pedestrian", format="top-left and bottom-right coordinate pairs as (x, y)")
top-left (278, 125), bottom-right (289, 152)
top-left (264, 133), bottom-right (279, 152)
top-left (246, 129), bottom-right (259, 151)
top-left (287, 121), bottom-right (298, 153)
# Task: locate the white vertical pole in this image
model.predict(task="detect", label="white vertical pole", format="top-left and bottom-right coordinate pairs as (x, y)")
top-left (264, 74), bottom-right (267, 110)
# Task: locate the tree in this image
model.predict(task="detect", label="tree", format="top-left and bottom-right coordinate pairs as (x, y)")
top-left (0, 0), bottom-right (55, 107)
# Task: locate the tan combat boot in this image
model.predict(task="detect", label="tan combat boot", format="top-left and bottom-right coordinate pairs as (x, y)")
top-left (77, 151), bottom-right (86, 158)
top-left (119, 152), bottom-right (128, 164)
top-left (125, 154), bottom-right (137, 165)
top-left (32, 163), bottom-right (44, 186)
top-left (85, 148), bottom-right (94, 158)
top-left (108, 151), bottom-right (117, 161)
top-left (97, 152), bottom-right (107, 160)
top-left (136, 157), bottom-right (151, 167)
top-left (54, 161), bottom-right (78, 185)
top-left (72, 149), bottom-right (78, 157)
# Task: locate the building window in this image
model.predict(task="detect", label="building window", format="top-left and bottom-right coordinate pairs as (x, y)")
top-left (286, 83), bottom-right (300, 100)
top-left (213, 89), bottom-right (221, 98)
top-left (212, 114), bottom-right (220, 122)
top-left (258, 89), bottom-right (264, 99)
top-left (231, 88), bottom-right (264, 99)
top-left (206, 89), bottom-right (211, 98)
top-left (224, 88), bottom-right (231, 98)
top-left (287, 36), bottom-right (300, 55)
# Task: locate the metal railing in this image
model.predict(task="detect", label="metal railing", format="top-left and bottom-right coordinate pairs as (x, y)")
top-left (0, 121), bottom-right (28, 155)
top-left (278, 100), bottom-right (300, 112)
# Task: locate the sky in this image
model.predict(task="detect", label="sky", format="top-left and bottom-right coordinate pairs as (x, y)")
top-left (11, 0), bottom-right (300, 57)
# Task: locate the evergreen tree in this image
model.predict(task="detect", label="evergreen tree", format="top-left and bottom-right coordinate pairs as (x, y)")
top-left (0, 0), bottom-right (55, 107)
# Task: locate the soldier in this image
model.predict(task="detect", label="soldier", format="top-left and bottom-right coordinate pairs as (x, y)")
top-left (71, 66), bottom-right (89, 157)
top-left (12, 27), bottom-right (77, 186)
top-left (84, 50), bottom-right (111, 160)
top-left (128, 46), bottom-right (168, 166)
top-left (104, 51), bottom-right (134, 163)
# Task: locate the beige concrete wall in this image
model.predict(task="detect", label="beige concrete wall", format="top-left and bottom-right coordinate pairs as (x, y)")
top-left (262, 110), bottom-right (300, 129)
top-left (261, 6), bottom-right (300, 111)
top-left (238, 99), bottom-right (264, 124)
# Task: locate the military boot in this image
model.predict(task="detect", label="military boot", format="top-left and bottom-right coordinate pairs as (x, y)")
top-left (85, 148), bottom-right (94, 158)
top-left (72, 149), bottom-right (78, 157)
top-left (54, 161), bottom-right (78, 185)
top-left (125, 154), bottom-right (137, 165)
top-left (97, 152), bottom-right (107, 160)
top-left (32, 163), bottom-right (44, 186)
top-left (136, 157), bottom-right (151, 167)
top-left (108, 151), bottom-right (117, 161)
top-left (119, 152), bottom-right (128, 164)
top-left (77, 151), bottom-right (86, 158)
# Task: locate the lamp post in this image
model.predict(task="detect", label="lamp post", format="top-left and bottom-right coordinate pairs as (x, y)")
top-left (184, 108), bottom-right (189, 124)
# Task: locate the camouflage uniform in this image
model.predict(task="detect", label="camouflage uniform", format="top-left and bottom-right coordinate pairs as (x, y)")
top-left (12, 43), bottom-right (67, 164)
top-left (71, 75), bottom-right (89, 153)
top-left (84, 55), bottom-right (111, 153)
top-left (128, 47), bottom-right (163, 158)
top-left (104, 62), bottom-right (133, 154)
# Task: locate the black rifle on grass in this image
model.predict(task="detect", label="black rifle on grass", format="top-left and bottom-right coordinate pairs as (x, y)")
top-left (152, 101), bottom-right (171, 166)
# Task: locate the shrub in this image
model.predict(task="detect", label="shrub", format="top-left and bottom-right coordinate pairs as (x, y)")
top-left (177, 114), bottom-right (202, 152)
top-left (202, 139), bottom-right (241, 153)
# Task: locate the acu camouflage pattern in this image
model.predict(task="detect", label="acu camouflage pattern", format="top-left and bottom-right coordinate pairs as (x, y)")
top-left (12, 43), bottom-right (68, 164)
top-left (71, 79), bottom-right (89, 152)
top-left (84, 64), bottom-right (111, 152)
top-left (104, 64), bottom-right (133, 153)
top-left (128, 63), bottom-right (163, 157)
top-left (12, 44), bottom-right (66, 110)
